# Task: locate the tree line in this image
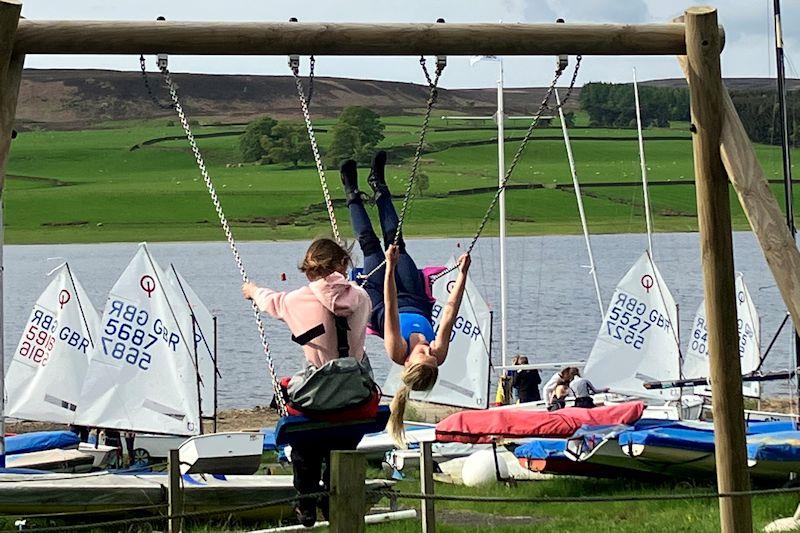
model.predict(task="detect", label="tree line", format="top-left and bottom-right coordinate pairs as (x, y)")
top-left (580, 81), bottom-right (798, 147)
top-left (579, 82), bottom-right (689, 128)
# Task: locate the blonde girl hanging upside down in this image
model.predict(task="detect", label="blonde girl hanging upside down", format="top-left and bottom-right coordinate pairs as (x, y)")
top-left (341, 151), bottom-right (472, 445)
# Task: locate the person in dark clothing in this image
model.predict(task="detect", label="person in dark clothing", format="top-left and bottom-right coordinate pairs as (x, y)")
top-left (511, 355), bottom-right (542, 403)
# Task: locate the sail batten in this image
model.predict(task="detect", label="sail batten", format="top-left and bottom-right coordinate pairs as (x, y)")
top-left (74, 245), bottom-right (200, 436)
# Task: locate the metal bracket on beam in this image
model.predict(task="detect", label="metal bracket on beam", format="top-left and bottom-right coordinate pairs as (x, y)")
top-left (156, 16), bottom-right (168, 70)
top-left (288, 17), bottom-right (300, 74)
top-left (435, 18), bottom-right (447, 72)
top-left (556, 18), bottom-right (568, 71)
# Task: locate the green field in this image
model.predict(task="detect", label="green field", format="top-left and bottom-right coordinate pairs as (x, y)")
top-left (5, 114), bottom-right (797, 244)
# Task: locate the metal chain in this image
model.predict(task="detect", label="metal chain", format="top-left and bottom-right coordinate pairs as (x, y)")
top-left (139, 55), bottom-right (174, 110)
top-left (429, 55), bottom-right (583, 284)
top-left (357, 57), bottom-right (443, 283)
top-left (291, 57), bottom-right (341, 244)
top-left (159, 66), bottom-right (287, 416)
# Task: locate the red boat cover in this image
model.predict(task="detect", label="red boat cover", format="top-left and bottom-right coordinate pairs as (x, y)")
top-left (435, 402), bottom-right (645, 444)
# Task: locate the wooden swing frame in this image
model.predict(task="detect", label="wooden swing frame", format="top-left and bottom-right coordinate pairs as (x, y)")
top-left (0, 4), bottom-right (794, 531)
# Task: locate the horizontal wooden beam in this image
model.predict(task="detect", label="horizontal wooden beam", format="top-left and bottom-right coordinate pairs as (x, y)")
top-left (10, 20), bottom-right (709, 56)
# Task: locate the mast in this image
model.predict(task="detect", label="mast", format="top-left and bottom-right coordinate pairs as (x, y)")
top-left (633, 67), bottom-right (655, 258)
top-left (497, 59), bottom-right (509, 370)
top-left (555, 89), bottom-right (604, 318)
top-left (772, 0), bottom-right (800, 412)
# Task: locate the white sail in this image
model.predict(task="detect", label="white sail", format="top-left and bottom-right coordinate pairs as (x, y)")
top-left (165, 264), bottom-right (217, 419)
top-left (5, 264), bottom-right (99, 424)
top-left (584, 251), bottom-right (681, 399)
top-left (74, 245), bottom-right (200, 436)
top-left (383, 259), bottom-right (492, 409)
top-left (682, 272), bottom-right (761, 397)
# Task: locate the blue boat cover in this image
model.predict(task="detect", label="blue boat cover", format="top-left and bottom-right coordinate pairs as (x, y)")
top-left (514, 439), bottom-right (567, 460)
top-left (747, 431), bottom-right (800, 463)
top-left (260, 428), bottom-right (277, 451)
top-left (6, 431), bottom-right (79, 456)
top-left (746, 420), bottom-right (795, 435)
top-left (618, 426), bottom-right (716, 452)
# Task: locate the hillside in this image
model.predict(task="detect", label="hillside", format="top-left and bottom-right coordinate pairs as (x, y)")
top-left (16, 69), bottom-right (568, 129)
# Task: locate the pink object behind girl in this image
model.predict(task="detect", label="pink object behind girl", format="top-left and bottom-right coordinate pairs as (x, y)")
top-left (252, 272), bottom-right (372, 368)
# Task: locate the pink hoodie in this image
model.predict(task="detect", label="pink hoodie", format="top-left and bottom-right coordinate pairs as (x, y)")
top-left (253, 272), bottom-right (372, 368)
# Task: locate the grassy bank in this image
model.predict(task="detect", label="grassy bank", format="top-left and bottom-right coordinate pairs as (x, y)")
top-left (5, 115), bottom-right (797, 244)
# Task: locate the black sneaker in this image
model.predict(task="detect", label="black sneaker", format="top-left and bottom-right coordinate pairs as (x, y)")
top-left (294, 504), bottom-right (317, 528)
top-left (367, 150), bottom-right (390, 199)
top-left (340, 159), bottom-right (363, 205)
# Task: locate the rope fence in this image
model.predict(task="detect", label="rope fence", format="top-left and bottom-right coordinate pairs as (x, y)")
top-left (370, 485), bottom-right (800, 505)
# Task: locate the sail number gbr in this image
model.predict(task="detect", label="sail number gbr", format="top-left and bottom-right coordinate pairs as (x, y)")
top-left (100, 300), bottom-right (181, 371)
top-left (605, 291), bottom-right (673, 350)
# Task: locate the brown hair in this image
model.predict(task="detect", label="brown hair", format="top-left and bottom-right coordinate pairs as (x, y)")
top-left (387, 363), bottom-right (438, 447)
top-left (299, 238), bottom-right (352, 281)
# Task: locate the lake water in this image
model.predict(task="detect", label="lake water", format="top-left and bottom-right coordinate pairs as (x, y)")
top-left (4, 232), bottom-right (797, 409)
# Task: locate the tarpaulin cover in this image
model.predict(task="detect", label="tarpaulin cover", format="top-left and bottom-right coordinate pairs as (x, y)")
top-left (747, 431), bottom-right (800, 463)
top-left (6, 431), bottom-right (79, 456)
top-left (514, 439), bottom-right (567, 460)
top-left (618, 421), bottom-right (798, 454)
top-left (435, 402), bottom-right (645, 444)
top-left (618, 426), bottom-right (716, 453)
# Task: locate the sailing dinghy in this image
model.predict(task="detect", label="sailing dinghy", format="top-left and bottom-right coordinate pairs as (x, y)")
top-left (382, 257), bottom-right (492, 409)
top-left (583, 251), bottom-right (681, 402)
top-left (682, 272), bottom-right (762, 398)
top-left (4, 263), bottom-right (116, 471)
top-left (74, 244), bottom-right (262, 473)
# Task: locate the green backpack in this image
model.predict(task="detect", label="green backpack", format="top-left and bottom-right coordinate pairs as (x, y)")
top-left (286, 315), bottom-right (377, 413)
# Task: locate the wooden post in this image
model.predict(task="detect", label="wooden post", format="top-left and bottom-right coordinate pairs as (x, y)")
top-left (684, 7), bottom-right (752, 533)
top-left (420, 441), bottom-right (436, 533)
top-left (329, 451), bottom-right (366, 533)
top-left (0, 0), bottom-right (23, 470)
top-left (168, 449), bottom-right (183, 533)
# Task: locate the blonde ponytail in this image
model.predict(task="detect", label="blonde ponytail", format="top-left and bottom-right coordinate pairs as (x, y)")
top-left (387, 363), bottom-right (438, 447)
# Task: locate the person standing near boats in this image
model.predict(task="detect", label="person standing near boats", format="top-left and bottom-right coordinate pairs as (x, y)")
top-left (242, 238), bottom-right (373, 527)
top-left (512, 355), bottom-right (542, 403)
top-left (340, 151), bottom-right (472, 445)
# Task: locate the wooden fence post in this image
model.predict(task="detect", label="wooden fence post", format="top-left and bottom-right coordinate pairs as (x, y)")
top-left (168, 448), bottom-right (184, 533)
top-left (329, 450), bottom-right (366, 533)
top-left (420, 441), bottom-right (436, 533)
top-left (0, 0), bottom-right (23, 471)
top-left (684, 7), bottom-right (752, 533)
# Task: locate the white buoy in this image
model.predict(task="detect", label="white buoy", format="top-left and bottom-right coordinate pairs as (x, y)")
top-left (765, 505), bottom-right (800, 532)
top-left (461, 448), bottom-right (508, 487)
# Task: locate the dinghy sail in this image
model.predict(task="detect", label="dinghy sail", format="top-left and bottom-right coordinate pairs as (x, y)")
top-left (383, 258), bottom-right (492, 409)
top-left (583, 251), bottom-right (681, 399)
top-left (5, 263), bottom-right (99, 424)
top-left (74, 244), bottom-right (200, 436)
top-left (164, 264), bottom-right (218, 425)
top-left (682, 272), bottom-right (761, 397)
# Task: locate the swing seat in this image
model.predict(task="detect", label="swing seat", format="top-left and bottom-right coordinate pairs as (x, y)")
top-left (275, 404), bottom-right (390, 447)
top-left (274, 378), bottom-right (389, 446)
top-left (350, 266), bottom-right (446, 337)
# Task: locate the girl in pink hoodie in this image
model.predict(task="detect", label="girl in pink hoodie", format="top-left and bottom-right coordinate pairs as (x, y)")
top-left (241, 238), bottom-right (371, 526)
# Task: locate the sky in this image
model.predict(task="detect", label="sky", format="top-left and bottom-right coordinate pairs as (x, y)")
top-left (17, 0), bottom-right (800, 89)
